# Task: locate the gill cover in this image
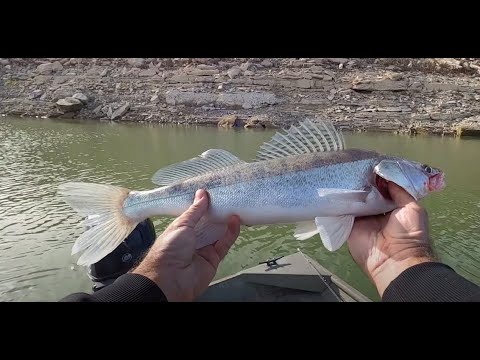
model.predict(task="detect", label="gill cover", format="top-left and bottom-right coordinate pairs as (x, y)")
top-left (374, 160), bottom-right (429, 201)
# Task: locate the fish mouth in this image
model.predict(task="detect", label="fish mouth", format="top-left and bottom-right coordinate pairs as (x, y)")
top-left (429, 173), bottom-right (446, 192)
top-left (375, 174), bottom-right (392, 201)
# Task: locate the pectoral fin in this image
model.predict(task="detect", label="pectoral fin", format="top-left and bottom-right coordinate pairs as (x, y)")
top-left (315, 215), bottom-right (355, 251)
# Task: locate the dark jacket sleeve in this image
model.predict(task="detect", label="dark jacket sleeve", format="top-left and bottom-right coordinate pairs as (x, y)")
top-left (382, 262), bottom-right (480, 302)
top-left (60, 273), bottom-right (168, 302)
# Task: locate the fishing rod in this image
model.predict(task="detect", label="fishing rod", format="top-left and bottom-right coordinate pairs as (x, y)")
top-left (297, 248), bottom-right (345, 302)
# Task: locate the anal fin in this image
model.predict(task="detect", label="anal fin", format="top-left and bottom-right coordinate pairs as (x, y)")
top-left (293, 221), bottom-right (319, 240)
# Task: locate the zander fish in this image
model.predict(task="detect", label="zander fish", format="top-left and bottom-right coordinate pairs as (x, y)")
top-left (58, 119), bottom-right (446, 266)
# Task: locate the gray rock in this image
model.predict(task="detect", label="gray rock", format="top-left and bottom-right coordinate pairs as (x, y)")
top-left (409, 81), bottom-right (423, 91)
top-left (36, 61), bottom-right (63, 74)
top-left (151, 94), bottom-right (160, 103)
top-left (128, 58), bottom-right (145, 68)
top-left (165, 89), bottom-right (280, 109)
top-left (197, 64), bottom-right (217, 70)
top-left (218, 114), bottom-right (241, 128)
top-left (244, 70), bottom-right (254, 76)
top-left (56, 97), bottom-right (83, 112)
top-left (217, 92), bottom-right (280, 109)
top-left (52, 88), bottom-right (76, 101)
top-left (69, 58), bottom-right (83, 65)
top-left (53, 77), bottom-right (68, 85)
top-left (324, 70), bottom-right (336, 78)
top-left (240, 62), bottom-right (252, 71)
top-left (424, 82), bottom-right (459, 92)
top-left (260, 59), bottom-right (273, 67)
top-left (139, 68), bottom-right (157, 77)
top-left (111, 103), bottom-right (130, 120)
top-left (107, 106), bottom-right (113, 118)
top-left (244, 114), bottom-right (277, 128)
top-left (0, 59), bottom-right (9, 66)
top-left (72, 92), bottom-right (89, 104)
top-left (296, 79), bottom-right (312, 89)
top-left (93, 105), bottom-right (103, 115)
top-left (190, 69), bottom-right (219, 76)
top-left (376, 107), bottom-right (404, 112)
top-left (227, 67), bottom-right (241, 79)
top-left (385, 72), bottom-right (403, 81)
top-left (29, 90), bottom-right (43, 99)
top-left (327, 58), bottom-right (349, 64)
top-left (353, 80), bottom-right (408, 92)
top-left (166, 90), bottom-right (216, 106)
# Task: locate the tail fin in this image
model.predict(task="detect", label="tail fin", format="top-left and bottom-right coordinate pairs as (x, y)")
top-left (57, 182), bottom-right (140, 266)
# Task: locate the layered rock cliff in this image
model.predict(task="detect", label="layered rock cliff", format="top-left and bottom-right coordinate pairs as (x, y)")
top-left (1, 57), bottom-right (480, 135)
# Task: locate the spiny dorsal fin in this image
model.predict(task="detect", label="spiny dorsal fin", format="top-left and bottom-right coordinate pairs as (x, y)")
top-left (152, 149), bottom-right (245, 186)
top-left (255, 119), bottom-right (346, 162)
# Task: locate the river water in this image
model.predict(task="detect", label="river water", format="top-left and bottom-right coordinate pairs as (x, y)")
top-left (1, 116), bottom-right (479, 301)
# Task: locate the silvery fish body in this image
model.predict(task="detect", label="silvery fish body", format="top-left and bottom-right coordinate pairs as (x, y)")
top-left (58, 120), bottom-right (446, 266)
top-left (124, 149), bottom-right (395, 225)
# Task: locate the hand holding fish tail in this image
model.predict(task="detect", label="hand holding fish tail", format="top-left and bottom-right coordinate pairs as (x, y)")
top-left (132, 189), bottom-right (241, 302)
top-left (347, 181), bottom-right (435, 297)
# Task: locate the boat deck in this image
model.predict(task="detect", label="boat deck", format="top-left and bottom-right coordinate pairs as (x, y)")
top-left (197, 251), bottom-right (371, 302)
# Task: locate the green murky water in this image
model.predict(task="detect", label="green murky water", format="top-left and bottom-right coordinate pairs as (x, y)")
top-left (1, 116), bottom-right (479, 301)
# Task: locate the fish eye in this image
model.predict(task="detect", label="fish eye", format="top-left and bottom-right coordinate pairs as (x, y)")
top-left (424, 165), bottom-right (432, 174)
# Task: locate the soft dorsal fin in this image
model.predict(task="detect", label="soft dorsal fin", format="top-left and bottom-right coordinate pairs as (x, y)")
top-left (152, 149), bottom-right (245, 186)
top-left (255, 119), bottom-right (346, 162)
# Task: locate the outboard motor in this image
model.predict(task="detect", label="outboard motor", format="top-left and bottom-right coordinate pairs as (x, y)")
top-left (85, 216), bottom-right (157, 292)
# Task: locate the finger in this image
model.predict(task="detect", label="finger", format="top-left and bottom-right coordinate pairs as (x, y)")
top-left (214, 215), bottom-right (241, 260)
top-left (173, 189), bottom-right (209, 229)
top-left (388, 181), bottom-right (418, 208)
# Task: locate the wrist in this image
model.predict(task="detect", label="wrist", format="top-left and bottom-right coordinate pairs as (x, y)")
top-left (132, 256), bottom-right (162, 289)
top-left (132, 254), bottom-right (187, 302)
top-left (370, 247), bottom-right (435, 297)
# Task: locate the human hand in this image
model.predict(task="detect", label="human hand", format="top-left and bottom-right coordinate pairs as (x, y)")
top-left (347, 182), bottom-right (436, 297)
top-left (133, 189), bottom-right (241, 301)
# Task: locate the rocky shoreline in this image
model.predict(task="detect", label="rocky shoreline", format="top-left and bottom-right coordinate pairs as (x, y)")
top-left (1, 58), bottom-right (480, 136)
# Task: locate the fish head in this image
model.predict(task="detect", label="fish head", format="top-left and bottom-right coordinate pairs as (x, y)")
top-left (373, 158), bottom-right (446, 201)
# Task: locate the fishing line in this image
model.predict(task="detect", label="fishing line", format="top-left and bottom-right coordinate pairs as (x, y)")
top-left (297, 248), bottom-right (345, 302)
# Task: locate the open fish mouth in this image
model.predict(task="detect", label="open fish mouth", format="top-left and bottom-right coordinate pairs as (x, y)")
top-left (375, 174), bottom-right (392, 200)
top-left (429, 173), bottom-right (446, 192)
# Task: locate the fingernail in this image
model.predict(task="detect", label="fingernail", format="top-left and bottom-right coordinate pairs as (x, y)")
top-left (194, 189), bottom-right (205, 202)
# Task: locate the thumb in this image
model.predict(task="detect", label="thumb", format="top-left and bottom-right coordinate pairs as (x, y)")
top-left (388, 181), bottom-right (417, 208)
top-left (175, 189), bottom-right (209, 229)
